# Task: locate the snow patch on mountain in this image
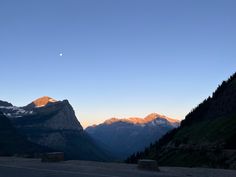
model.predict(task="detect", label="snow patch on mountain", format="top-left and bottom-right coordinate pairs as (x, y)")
top-left (0, 106), bottom-right (34, 118)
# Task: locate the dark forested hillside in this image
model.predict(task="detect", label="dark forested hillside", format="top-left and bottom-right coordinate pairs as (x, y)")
top-left (126, 72), bottom-right (236, 169)
top-left (0, 112), bottom-right (49, 156)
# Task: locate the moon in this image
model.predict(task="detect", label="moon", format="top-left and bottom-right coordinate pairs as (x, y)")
top-left (59, 53), bottom-right (63, 56)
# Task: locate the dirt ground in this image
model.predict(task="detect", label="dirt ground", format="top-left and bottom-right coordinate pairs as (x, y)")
top-left (0, 157), bottom-right (235, 177)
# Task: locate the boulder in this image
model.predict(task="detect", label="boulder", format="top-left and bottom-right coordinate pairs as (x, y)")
top-left (138, 159), bottom-right (159, 171)
top-left (41, 152), bottom-right (64, 162)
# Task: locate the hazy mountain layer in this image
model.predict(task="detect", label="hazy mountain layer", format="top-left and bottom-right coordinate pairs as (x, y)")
top-left (86, 113), bottom-right (179, 160)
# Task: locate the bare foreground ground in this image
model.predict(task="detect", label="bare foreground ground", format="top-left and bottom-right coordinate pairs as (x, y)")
top-left (0, 157), bottom-right (236, 177)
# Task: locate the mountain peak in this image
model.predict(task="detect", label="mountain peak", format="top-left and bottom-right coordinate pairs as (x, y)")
top-left (144, 113), bottom-right (163, 122)
top-left (32, 96), bottom-right (58, 107)
top-left (104, 118), bottom-right (120, 124)
top-left (144, 113), bottom-right (180, 123)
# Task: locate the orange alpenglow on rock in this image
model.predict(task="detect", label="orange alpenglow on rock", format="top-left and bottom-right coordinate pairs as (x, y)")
top-left (104, 113), bottom-right (180, 125)
top-left (32, 96), bottom-right (58, 107)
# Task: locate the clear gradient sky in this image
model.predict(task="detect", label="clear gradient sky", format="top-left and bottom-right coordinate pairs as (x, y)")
top-left (0, 0), bottom-right (236, 128)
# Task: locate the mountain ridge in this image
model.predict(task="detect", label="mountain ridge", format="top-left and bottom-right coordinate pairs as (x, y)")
top-left (101, 113), bottom-right (179, 126)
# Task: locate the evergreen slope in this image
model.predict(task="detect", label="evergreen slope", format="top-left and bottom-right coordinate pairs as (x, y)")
top-left (126, 72), bottom-right (236, 169)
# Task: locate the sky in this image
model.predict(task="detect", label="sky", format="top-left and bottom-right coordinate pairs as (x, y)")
top-left (0, 0), bottom-right (236, 128)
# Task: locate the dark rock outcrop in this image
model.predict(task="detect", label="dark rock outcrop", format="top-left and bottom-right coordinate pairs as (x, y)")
top-left (0, 100), bottom-right (13, 107)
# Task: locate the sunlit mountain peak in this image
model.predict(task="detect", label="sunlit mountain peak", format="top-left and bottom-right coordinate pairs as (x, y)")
top-left (32, 96), bottom-right (58, 107)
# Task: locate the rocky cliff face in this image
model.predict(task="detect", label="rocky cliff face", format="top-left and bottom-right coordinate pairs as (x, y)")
top-left (22, 97), bottom-right (83, 131)
top-left (86, 113), bottom-right (179, 160)
top-left (0, 97), bottom-right (110, 161)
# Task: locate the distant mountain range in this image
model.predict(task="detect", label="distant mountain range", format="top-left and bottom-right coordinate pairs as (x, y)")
top-left (86, 113), bottom-right (180, 160)
top-left (0, 96), bottom-right (110, 161)
top-left (0, 96), bottom-right (180, 161)
top-left (126, 72), bottom-right (236, 169)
